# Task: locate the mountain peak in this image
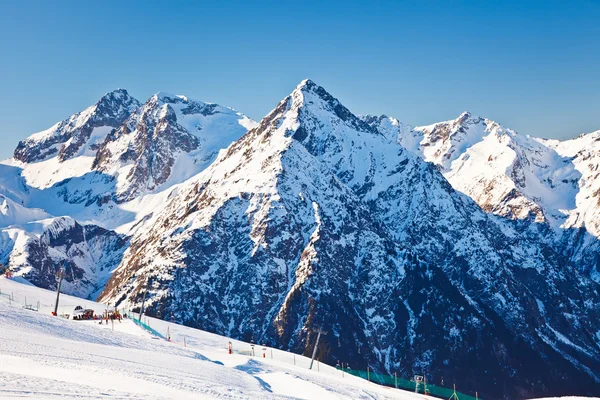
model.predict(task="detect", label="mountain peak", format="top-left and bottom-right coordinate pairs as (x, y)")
top-left (96, 87), bottom-right (139, 110)
top-left (285, 79), bottom-right (378, 136)
top-left (13, 89), bottom-right (140, 163)
top-left (457, 110), bottom-right (472, 121)
top-left (295, 78), bottom-right (316, 91)
top-left (94, 89), bottom-right (139, 113)
top-left (150, 91), bottom-right (187, 104)
top-left (291, 79), bottom-right (336, 103)
top-left (99, 88), bottom-right (131, 101)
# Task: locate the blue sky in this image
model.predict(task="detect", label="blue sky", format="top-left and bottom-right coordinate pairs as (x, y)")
top-left (1, 0), bottom-right (599, 159)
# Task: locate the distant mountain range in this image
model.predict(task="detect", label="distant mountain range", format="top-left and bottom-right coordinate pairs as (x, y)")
top-left (2, 80), bottom-right (599, 400)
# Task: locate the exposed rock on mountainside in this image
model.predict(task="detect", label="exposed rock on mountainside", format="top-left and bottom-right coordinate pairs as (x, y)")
top-left (365, 112), bottom-right (600, 282)
top-left (98, 81), bottom-right (600, 400)
top-left (4, 217), bottom-right (127, 298)
top-left (14, 89), bottom-right (140, 163)
top-left (2, 81), bottom-right (600, 399)
top-left (93, 92), bottom-right (255, 201)
top-left (365, 112), bottom-right (581, 224)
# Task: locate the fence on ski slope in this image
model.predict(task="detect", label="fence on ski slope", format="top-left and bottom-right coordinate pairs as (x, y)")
top-left (344, 368), bottom-right (480, 400)
top-left (0, 287), bottom-right (40, 311)
top-left (0, 283), bottom-right (128, 318)
top-left (1, 284), bottom-right (482, 400)
top-left (130, 316), bottom-right (167, 339)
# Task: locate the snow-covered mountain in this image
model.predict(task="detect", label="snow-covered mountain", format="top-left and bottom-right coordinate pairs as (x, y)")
top-left (0, 89), bottom-right (256, 297)
top-left (365, 112), bottom-right (600, 282)
top-left (1, 81), bottom-right (600, 400)
top-left (93, 92), bottom-right (256, 201)
top-left (96, 80), bottom-right (600, 400)
top-left (366, 112), bottom-right (581, 224)
top-left (542, 131), bottom-right (600, 236)
top-left (14, 89), bottom-right (141, 164)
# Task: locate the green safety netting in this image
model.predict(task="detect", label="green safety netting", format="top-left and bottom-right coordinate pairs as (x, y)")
top-left (131, 317), bottom-right (167, 339)
top-left (344, 369), bottom-right (480, 400)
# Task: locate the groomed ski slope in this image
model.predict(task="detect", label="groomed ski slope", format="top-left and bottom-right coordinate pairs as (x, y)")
top-left (0, 278), bottom-right (596, 400)
top-left (0, 277), bottom-right (428, 400)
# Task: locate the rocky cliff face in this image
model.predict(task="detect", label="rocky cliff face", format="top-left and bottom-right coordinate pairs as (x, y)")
top-left (92, 92), bottom-right (255, 201)
top-left (4, 216), bottom-right (127, 298)
top-left (365, 112), bottom-right (581, 224)
top-left (14, 89), bottom-right (140, 163)
top-left (97, 81), bottom-right (600, 400)
top-left (366, 112), bottom-right (600, 282)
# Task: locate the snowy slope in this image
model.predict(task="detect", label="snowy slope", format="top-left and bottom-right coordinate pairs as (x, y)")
top-left (2, 81), bottom-right (600, 400)
top-left (93, 91), bottom-right (257, 201)
top-left (542, 131), bottom-right (600, 236)
top-left (368, 112), bottom-right (581, 225)
top-left (97, 80), bottom-right (600, 400)
top-left (0, 89), bottom-right (256, 297)
top-left (0, 194), bottom-right (49, 228)
top-left (14, 89), bottom-right (140, 164)
top-left (0, 277), bottom-right (427, 400)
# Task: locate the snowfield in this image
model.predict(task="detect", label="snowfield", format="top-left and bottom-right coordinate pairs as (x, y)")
top-left (0, 277), bottom-right (429, 399)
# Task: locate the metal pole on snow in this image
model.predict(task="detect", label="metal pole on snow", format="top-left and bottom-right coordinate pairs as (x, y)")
top-left (309, 328), bottom-right (327, 370)
top-left (53, 267), bottom-right (65, 316)
top-left (138, 279), bottom-right (149, 321)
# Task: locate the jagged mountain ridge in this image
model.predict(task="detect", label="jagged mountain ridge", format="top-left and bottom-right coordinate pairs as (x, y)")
top-left (93, 92), bottom-right (256, 201)
top-left (97, 80), bottom-right (600, 400)
top-left (363, 112), bottom-right (600, 282)
top-left (364, 112), bottom-right (580, 224)
top-left (1, 88), bottom-right (255, 226)
top-left (1, 81), bottom-right (600, 399)
top-left (14, 89), bottom-right (141, 164)
top-left (0, 89), bottom-right (256, 297)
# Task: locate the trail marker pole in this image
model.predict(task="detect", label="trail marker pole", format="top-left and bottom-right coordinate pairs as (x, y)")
top-left (293, 354), bottom-right (296, 365)
top-left (53, 268), bottom-right (65, 316)
top-left (309, 328), bottom-right (327, 370)
top-left (367, 366), bottom-right (370, 381)
top-left (394, 372), bottom-right (397, 388)
top-left (448, 384), bottom-right (459, 400)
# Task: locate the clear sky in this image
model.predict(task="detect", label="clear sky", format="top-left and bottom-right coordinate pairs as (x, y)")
top-left (1, 0), bottom-right (599, 159)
